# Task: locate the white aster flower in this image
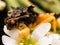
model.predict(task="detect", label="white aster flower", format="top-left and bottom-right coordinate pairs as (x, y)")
top-left (2, 23), bottom-right (55, 45)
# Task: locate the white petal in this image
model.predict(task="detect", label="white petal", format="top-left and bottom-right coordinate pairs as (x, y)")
top-left (49, 34), bottom-right (60, 40)
top-left (3, 25), bottom-right (20, 40)
top-left (49, 34), bottom-right (60, 45)
top-left (52, 39), bottom-right (60, 45)
top-left (31, 23), bottom-right (51, 40)
top-left (2, 35), bottom-right (17, 45)
top-left (38, 36), bottom-right (52, 45)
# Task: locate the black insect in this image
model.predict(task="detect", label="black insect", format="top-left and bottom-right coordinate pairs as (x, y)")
top-left (5, 6), bottom-right (39, 30)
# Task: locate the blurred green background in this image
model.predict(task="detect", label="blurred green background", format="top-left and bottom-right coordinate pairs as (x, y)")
top-left (1, 0), bottom-right (60, 14)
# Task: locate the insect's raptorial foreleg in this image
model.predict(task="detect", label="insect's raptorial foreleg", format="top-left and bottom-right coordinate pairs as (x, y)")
top-left (40, 16), bottom-right (56, 33)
